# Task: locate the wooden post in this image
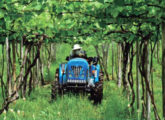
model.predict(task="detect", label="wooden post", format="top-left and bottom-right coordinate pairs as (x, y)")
top-left (112, 42), bottom-right (114, 80)
top-left (20, 37), bottom-right (24, 97)
top-left (162, 22), bottom-right (165, 119)
top-left (145, 40), bottom-right (151, 120)
top-left (136, 40), bottom-right (140, 117)
top-left (6, 37), bottom-right (12, 96)
top-left (12, 39), bottom-right (18, 97)
top-left (118, 43), bottom-right (122, 87)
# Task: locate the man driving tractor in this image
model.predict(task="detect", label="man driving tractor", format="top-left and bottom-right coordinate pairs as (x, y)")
top-left (52, 44), bottom-right (103, 104)
top-left (70, 44), bottom-right (87, 59)
top-left (66, 44), bottom-right (97, 64)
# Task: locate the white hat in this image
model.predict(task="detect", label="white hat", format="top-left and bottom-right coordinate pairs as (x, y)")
top-left (73, 44), bottom-right (82, 50)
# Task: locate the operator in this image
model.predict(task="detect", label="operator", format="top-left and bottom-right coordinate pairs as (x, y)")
top-left (70, 44), bottom-right (87, 59)
top-left (66, 44), bottom-right (95, 64)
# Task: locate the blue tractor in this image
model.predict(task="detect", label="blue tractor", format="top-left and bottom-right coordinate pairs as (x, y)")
top-left (51, 56), bottom-right (103, 103)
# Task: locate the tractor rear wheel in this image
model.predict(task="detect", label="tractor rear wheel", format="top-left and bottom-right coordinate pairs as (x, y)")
top-left (51, 68), bottom-right (62, 100)
top-left (91, 71), bottom-right (103, 104)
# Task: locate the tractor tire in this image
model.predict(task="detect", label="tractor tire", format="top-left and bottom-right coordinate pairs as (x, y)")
top-left (91, 71), bottom-right (103, 104)
top-left (51, 81), bottom-right (58, 100)
top-left (51, 68), bottom-right (63, 100)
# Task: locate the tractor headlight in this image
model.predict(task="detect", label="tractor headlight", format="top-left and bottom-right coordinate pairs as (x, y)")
top-left (62, 69), bottom-right (65, 74)
top-left (92, 70), bottom-right (97, 77)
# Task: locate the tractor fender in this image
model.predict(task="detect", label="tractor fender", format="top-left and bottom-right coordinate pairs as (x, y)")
top-left (59, 63), bottom-right (67, 84)
top-left (90, 64), bottom-right (100, 83)
top-left (94, 64), bottom-right (100, 83)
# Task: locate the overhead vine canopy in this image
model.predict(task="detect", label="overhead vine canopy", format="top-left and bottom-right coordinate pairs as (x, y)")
top-left (0, 0), bottom-right (165, 119)
top-left (0, 0), bottom-right (164, 44)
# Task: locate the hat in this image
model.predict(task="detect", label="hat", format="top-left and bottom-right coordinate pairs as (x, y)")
top-left (73, 44), bottom-right (82, 50)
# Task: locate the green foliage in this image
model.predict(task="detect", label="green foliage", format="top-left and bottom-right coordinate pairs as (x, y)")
top-left (0, 0), bottom-right (164, 44)
top-left (0, 0), bottom-right (164, 119)
top-left (0, 43), bottom-right (163, 119)
top-left (0, 81), bottom-right (135, 120)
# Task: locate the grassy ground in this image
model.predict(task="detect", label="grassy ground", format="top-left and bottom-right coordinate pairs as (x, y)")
top-left (0, 43), bottom-right (163, 119)
top-left (0, 81), bottom-right (135, 120)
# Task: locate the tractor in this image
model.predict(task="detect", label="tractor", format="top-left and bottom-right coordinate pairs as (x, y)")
top-left (51, 56), bottom-right (103, 104)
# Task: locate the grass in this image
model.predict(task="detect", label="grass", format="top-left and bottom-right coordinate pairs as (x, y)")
top-left (0, 81), bottom-right (135, 120)
top-left (0, 43), bottom-right (163, 119)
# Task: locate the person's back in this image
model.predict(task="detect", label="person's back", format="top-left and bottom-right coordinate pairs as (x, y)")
top-left (70, 44), bottom-right (87, 59)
